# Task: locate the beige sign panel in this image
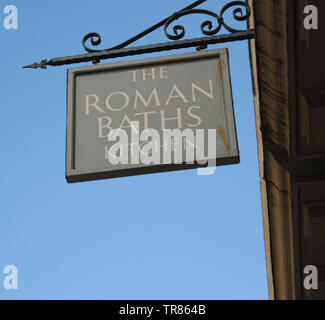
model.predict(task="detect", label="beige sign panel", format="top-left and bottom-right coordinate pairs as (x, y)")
top-left (66, 49), bottom-right (239, 183)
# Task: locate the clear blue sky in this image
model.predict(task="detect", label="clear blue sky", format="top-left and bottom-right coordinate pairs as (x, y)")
top-left (0, 0), bottom-right (268, 299)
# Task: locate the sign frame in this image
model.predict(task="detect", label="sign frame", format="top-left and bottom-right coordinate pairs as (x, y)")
top-left (66, 49), bottom-right (239, 183)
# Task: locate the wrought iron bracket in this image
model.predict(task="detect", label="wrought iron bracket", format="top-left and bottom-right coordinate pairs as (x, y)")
top-left (23, 0), bottom-right (254, 70)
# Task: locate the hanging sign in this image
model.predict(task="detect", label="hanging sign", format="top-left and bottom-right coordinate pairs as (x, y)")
top-left (66, 49), bottom-right (239, 182)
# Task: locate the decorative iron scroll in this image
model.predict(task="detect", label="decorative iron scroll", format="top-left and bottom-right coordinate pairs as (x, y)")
top-left (164, 1), bottom-right (251, 40)
top-left (23, 0), bottom-right (254, 70)
top-left (82, 0), bottom-right (208, 54)
top-left (82, 1), bottom-right (251, 53)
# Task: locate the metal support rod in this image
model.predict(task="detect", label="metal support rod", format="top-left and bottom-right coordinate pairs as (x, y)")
top-left (23, 30), bottom-right (255, 69)
top-left (101, 0), bottom-right (208, 52)
top-left (23, 0), bottom-right (254, 70)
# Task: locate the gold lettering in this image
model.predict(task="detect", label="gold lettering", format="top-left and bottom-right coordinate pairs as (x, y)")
top-left (105, 91), bottom-right (129, 111)
top-left (160, 66), bottom-right (168, 79)
top-left (142, 68), bottom-right (155, 81)
top-left (191, 80), bottom-right (214, 102)
top-left (183, 136), bottom-right (196, 150)
top-left (128, 70), bottom-right (141, 82)
top-left (134, 88), bottom-right (161, 109)
top-left (160, 108), bottom-right (183, 129)
top-left (135, 111), bottom-right (157, 130)
top-left (165, 85), bottom-right (188, 105)
top-left (98, 117), bottom-right (112, 138)
top-left (85, 94), bottom-right (105, 115)
top-left (104, 146), bottom-right (109, 160)
top-left (119, 114), bottom-right (138, 132)
top-left (187, 106), bottom-right (202, 127)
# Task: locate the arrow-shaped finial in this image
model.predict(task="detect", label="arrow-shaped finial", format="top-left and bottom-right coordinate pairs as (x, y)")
top-left (23, 59), bottom-right (48, 69)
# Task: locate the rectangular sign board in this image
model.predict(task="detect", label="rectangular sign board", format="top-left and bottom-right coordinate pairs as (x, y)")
top-left (66, 49), bottom-right (239, 183)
